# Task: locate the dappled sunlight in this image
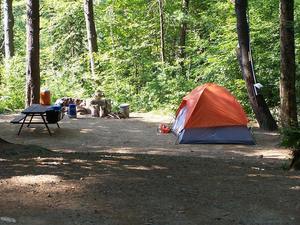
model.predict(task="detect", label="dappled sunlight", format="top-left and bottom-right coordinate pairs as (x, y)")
top-left (123, 165), bottom-right (168, 171)
top-left (80, 128), bottom-right (93, 134)
top-left (228, 148), bottom-right (290, 160)
top-left (288, 176), bottom-right (300, 180)
top-left (80, 166), bottom-right (92, 170)
top-left (31, 157), bottom-right (70, 169)
top-left (87, 146), bottom-right (193, 156)
top-left (251, 166), bottom-right (265, 171)
top-left (230, 165), bottom-right (242, 169)
top-left (289, 186), bottom-right (300, 190)
top-left (12, 163), bottom-right (31, 168)
top-left (258, 132), bottom-right (279, 136)
top-left (252, 128), bottom-right (280, 137)
top-left (0, 0), bottom-right (298, 221)
top-left (51, 148), bottom-right (78, 153)
top-left (3, 175), bottom-right (62, 185)
top-left (247, 174), bottom-right (275, 178)
top-left (246, 173), bottom-right (300, 182)
top-left (126, 129), bottom-right (144, 133)
top-left (96, 125), bottom-right (110, 129)
top-left (34, 157), bottom-right (64, 161)
top-left (0, 146), bottom-right (299, 224)
top-left (71, 159), bottom-right (88, 163)
top-left (0, 158), bottom-right (11, 162)
top-left (96, 159), bottom-right (120, 165)
top-left (39, 161), bottom-right (69, 166)
top-left (0, 113), bottom-right (291, 163)
top-left (110, 155), bottom-right (136, 160)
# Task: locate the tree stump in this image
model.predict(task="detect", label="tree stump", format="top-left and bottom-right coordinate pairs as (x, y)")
top-left (99, 106), bottom-right (105, 118)
top-left (91, 105), bottom-right (99, 117)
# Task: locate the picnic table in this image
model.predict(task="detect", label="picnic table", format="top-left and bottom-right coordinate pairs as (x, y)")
top-left (11, 104), bottom-right (60, 136)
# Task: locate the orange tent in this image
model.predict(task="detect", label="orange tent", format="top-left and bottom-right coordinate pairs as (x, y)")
top-left (172, 83), bottom-right (254, 144)
top-left (176, 83), bottom-right (248, 128)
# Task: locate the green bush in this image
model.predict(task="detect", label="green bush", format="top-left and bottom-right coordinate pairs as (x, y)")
top-left (0, 57), bottom-right (26, 112)
top-left (281, 128), bottom-right (300, 170)
top-left (281, 128), bottom-right (300, 150)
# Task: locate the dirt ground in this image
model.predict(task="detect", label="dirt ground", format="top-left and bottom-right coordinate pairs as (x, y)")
top-left (0, 112), bottom-right (299, 225)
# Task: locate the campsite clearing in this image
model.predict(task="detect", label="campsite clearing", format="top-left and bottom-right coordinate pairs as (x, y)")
top-left (0, 112), bottom-right (299, 225)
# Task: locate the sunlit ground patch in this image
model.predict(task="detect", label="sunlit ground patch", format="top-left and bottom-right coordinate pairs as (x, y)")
top-left (289, 186), bottom-right (300, 190)
top-left (0, 158), bottom-right (10, 162)
top-left (123, 165), bottom-right (168, 170)
top-left (3, 175), bottom-right (62, 185)
top-left (80, 128), bottom-right (93, 134)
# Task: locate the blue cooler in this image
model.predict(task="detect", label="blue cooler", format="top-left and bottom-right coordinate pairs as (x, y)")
top-left (68, 104), bottom-right (77, 118)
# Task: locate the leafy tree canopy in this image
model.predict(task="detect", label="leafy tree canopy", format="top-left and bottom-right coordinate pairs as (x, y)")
top-left (0, 0), bottom-right (299, 115)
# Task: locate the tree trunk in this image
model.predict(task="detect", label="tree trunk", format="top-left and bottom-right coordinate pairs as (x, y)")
top-left (3, 0), bottom-right (14, 59)
top-left (235, 0), bottom-right (277, 131)
top-left (25, 0), bottom-right (40, 107)
top-left (0, 2), bottom-right (4, 57)
top-left (84, 0), bottom-right (98, 79)
top-left (1, 36), bottom-right (5, 56)
top-left (280, 0), bottom-right (298, 128)
top-left (178, 0), bottom-right (189, 74)
top-left (157, 0), bottom-right (165, 64)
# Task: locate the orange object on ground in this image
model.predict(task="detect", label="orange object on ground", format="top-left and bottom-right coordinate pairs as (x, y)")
top-left (176, 83), bottom-right (248, 128)
top-left (159, 124), bottom-right (171, 133)
top-left (40, 89), bottom-right (51, 105)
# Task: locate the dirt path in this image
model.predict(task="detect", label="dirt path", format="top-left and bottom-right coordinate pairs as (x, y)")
top-left (0, 113), bottom-right (299, 225)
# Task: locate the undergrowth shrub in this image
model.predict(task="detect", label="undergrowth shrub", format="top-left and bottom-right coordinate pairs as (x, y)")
top-left (281, 128), bottom-right (300, 170)
top-left (0, 57), bottom-right (26, 112)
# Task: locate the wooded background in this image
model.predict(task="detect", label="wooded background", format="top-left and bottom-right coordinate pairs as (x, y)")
top-left (0, 0), bottom-right (299, 122)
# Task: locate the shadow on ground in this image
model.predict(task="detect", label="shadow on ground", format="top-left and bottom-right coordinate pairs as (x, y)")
top-left (0, 144), bottom-right (299, 225)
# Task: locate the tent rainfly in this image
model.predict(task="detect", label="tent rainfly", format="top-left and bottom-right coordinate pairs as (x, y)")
top-left (172, 83), bottom-right (255, 145)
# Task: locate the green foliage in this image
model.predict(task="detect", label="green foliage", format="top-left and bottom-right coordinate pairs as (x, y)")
top-left (281, 128), bottom-right (300, 169)
top-left (0, 57), bottom-right (26, 112)
top-left (281, 128), bottom-right (300, 150)
top-left (0, 0), bottom-right (299, 116)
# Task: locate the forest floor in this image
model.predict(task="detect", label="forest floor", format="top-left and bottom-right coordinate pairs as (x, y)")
top-left (0, 112), bottom-right (299, 225)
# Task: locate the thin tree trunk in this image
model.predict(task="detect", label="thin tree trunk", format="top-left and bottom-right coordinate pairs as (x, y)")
top-left (157, 0), bottom-right (165, 64)
top-left (280, 0), bottom-right (298, 128)
top-left (3, 0), bottom-right (14, 59)
top-left (84, 0), bottom-right (98, 79)
top-left (1, 36), bottom-right (5, 56)
top-left (235, 0), bottom-right (277, 131)
top-left (0, 2), bottom-right (2, 59)
top-left (25, 0), bottom-right (40, 107)
top-left (178, 0), bottom-right (189, 74)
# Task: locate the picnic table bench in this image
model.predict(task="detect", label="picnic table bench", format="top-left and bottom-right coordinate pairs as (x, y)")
top-left (10, 104), bottom-right (61, 136)
top-left (10, 114), bottom-right (27, 124)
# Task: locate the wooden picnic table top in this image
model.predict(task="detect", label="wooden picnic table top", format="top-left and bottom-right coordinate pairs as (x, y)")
top-left (22, 104), bottom-right (50, 114)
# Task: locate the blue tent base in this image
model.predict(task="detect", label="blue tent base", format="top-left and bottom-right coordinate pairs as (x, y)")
top-left (174, 126), bottom-right (255, 145)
